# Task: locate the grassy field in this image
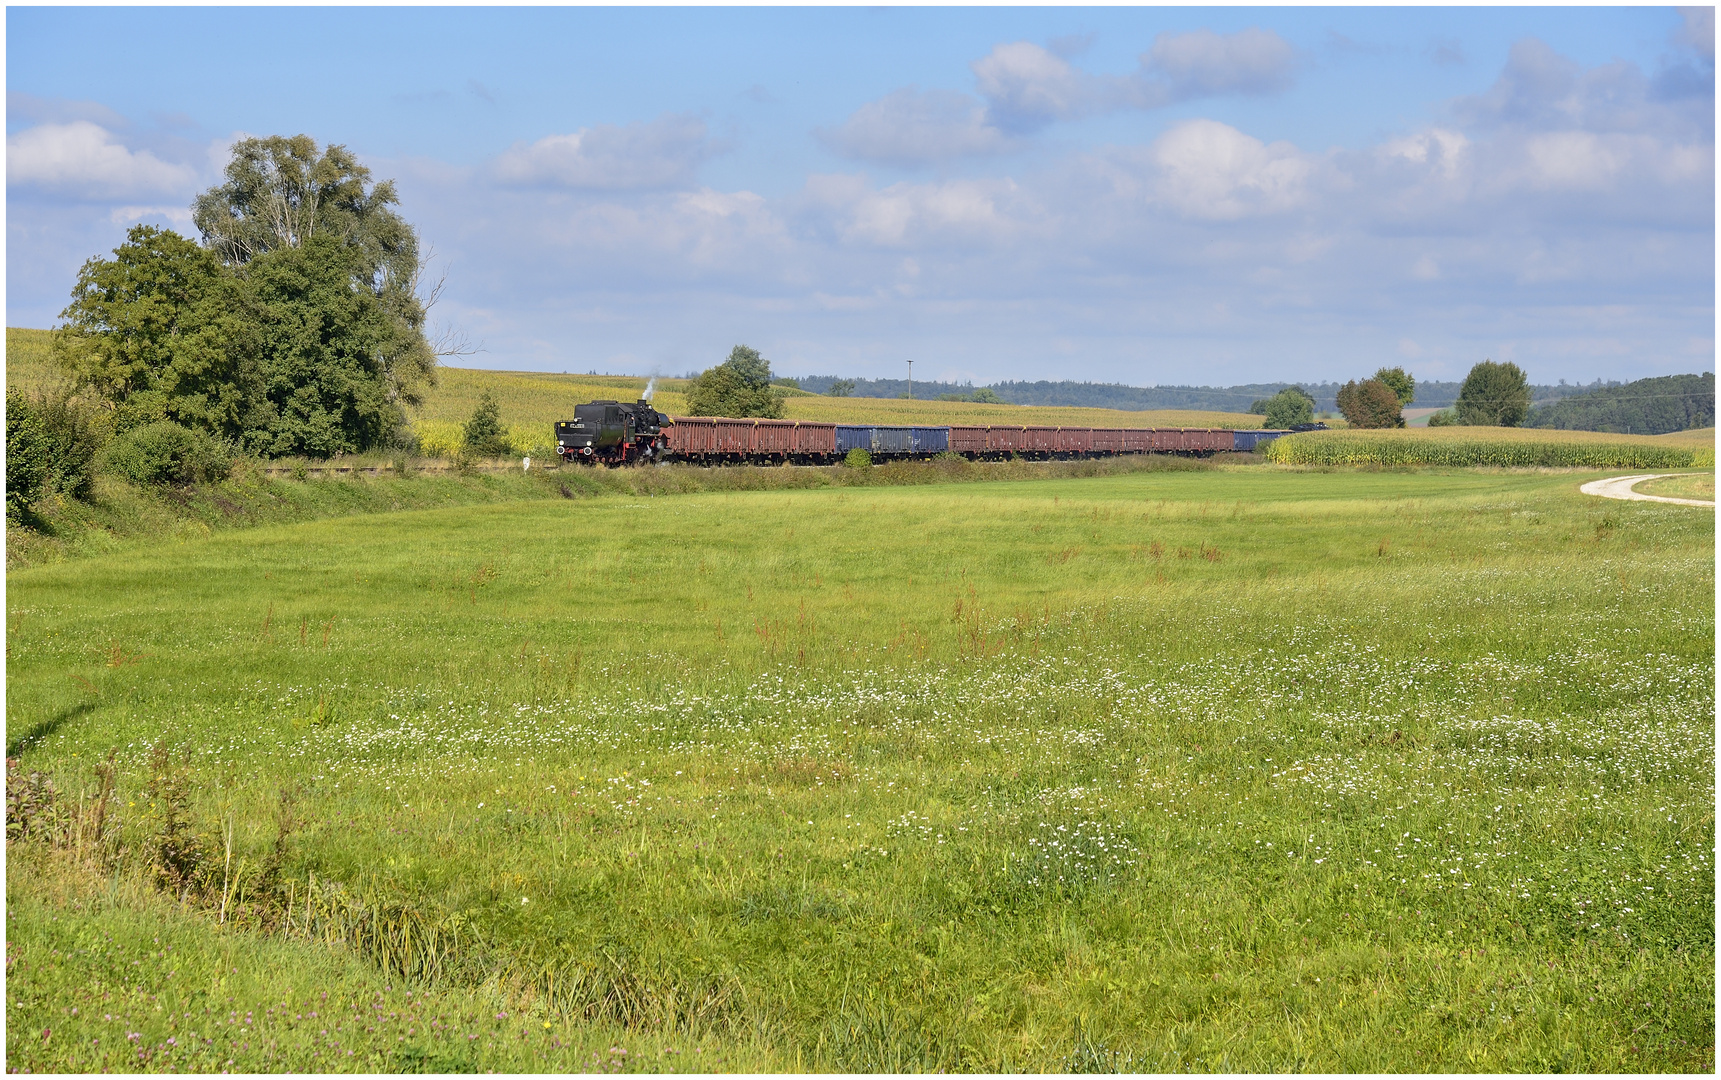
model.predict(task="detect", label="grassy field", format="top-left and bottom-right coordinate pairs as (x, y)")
top-left (4, 455), bottom-right (1211, 570)
top-left (1637, 472), bottom-right (1716, 501)
top-left (6, 464), bottom-right (1712, 1071)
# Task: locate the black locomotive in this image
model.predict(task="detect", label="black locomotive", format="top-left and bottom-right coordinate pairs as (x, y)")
top-left (555, 399), bottom-right (675, 466)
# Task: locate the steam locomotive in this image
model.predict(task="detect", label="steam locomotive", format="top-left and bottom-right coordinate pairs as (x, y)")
top-left (554, 399), bottom-right (675, 465)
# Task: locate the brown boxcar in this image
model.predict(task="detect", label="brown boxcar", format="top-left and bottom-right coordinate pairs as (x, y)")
top-left (987, 426), bottom-right (1026, 453)
top-left (789, 421), bottom-right (838, 456)
top-left (1055, 427), bottom-right (1094, 454)
top-left (666, 417), bottom-right (718, 456)
top-left (1188, 428), bottom-right (1233, 453)
top-left (1122, 428), bottom-right (1154, 453)
top-left (948, 426), bottom-right (988, 455)
top-left (751, 419), bottom-right (796, 456)
top-left (1022, 426), bottom-right (1058, 453)
top-left (667, 417), bottom-right (836, 459)
top-left (1090, 428), bottom-right (1126, 454)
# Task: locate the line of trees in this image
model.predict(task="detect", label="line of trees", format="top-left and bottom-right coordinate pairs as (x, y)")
top-left (1522, 372), bottom-right (1713, 434)
top-left (8, 135), bottom-right (449, 520)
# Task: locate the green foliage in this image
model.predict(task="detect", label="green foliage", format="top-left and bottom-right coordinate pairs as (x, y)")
top-left (232, 236), bottom-right (409, 457)
top-left (684, 345), bottom-right (783, 418)
top-left (462, 391), bottom-right (511, 457)
top-left (971, 387), bottom-right (1002, 404)
top-left (844, 447), bottom-right (873, 468)
top-left (1260, 387), bottom-right (1314, 429)
top-left (193, 134), bottom-right (435, 411)
top-left (53, 225), bottom-right (251, 428)
top-left (100, 421), bottom-right (233, 486)
top-left (7, 390), bottom-right (51, 520)
top-left (54, 221), bottom-right (429, 458)
top-left (1456, 360), bottom-right (1531, 427)
top-left (1263, 429), bottom-right (1704, 468)
top-left (771, 376), bottom-right (800, 389)
top-left (1336, 378), bottom-right (1406, 428)
top-left (1525, 372), bottom-right (1714, 435)
top-left (826, 379), bottom-right (856, 398)
top-left (1425, 408), bottom-right (1457, 427)
top-left (1373, 366), bottom-right (1416, 405)
top-left (5, 388), bottom-right (105, 520)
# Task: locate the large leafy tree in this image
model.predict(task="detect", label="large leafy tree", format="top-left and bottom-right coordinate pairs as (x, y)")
top-left (193, 134), bottom-right (436, 410)
top-left (242, 235), bottom-right (405, 457)
top-left (54, 136), bottom-right (444, 459)
top-left (1455, 360), bottom-right (1531, 426)
top-left (685, 345), bottom-right (784, 418)
top-left (1260, 386), bottom-right (1314, 428)
top-left (1336, 378), bottom-right (1406, 428)
top-left (1372, 366), bottom-right (1416, 406)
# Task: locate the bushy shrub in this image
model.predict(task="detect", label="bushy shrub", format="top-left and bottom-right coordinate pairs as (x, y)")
top-left (7, 390), bottom-right (51, 520)
top-left (101, 420), bottom-right (233, 485)
top-left (844, 448), bottom-right (873, 469)
top-left (6, 388), bottom-right (107, 520)
top-left (462, 391), bottom-right (511, 457)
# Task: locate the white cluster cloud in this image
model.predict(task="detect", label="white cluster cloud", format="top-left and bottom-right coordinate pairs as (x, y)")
top-left (1137, 27), bottom-right (1297, 102)
top-left (8, 120), bottom-right (198, 199)
top-left (829, 27), bottom-right (1299, 166)
top-left (1135, 119), bottom-right (1313, 220)
top-left (493, 113), bottom-right (726, 190)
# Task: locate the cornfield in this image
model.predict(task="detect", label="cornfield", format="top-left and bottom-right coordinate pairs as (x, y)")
top-left (1264, 427), bottom-right (1715, 468)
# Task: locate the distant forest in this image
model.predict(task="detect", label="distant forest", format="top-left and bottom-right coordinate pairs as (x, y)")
top-left (1523, 373), bottom-right (1713, 434)
top-left (791, 376), bottom-right (1620, 413)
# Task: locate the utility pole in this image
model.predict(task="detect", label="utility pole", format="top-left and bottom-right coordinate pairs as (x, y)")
top-left (907, 359), bottom-right (914, 399)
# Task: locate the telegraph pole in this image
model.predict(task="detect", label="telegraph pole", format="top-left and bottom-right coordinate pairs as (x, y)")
top-left (907, 359), bottom-right (913, 399)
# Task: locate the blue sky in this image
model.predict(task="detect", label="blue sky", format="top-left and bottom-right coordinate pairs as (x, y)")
top-left (7, 6), bottom-right (1714, 386)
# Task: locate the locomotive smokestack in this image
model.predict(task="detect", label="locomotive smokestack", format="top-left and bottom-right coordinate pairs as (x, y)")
top-left (642, 377), bottom-right (657, 402)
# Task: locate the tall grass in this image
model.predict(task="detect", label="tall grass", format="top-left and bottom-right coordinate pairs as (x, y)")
top-left (1265, 426), bottom-right (1715, 468)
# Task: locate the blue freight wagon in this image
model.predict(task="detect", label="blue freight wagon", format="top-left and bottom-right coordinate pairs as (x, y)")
top-left (834, 426), bottom-right (873, 454)
top-left (1233, 430), bottom-right (1289, 453)
top-left (911, 426), bottom-right (949, 453)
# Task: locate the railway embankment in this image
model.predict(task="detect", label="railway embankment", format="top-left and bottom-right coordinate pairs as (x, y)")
top-left (7, 453), bottom-right (1221, 569)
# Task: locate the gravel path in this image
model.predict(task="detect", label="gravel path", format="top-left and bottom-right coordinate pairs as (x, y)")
top-left (1579, 473), bottom-right (1716, 508)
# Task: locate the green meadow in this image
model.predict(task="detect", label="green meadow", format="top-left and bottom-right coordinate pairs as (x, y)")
top-left (6, 465), bottom-right (1714, 1071)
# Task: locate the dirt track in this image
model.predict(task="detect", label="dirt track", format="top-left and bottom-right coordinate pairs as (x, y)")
top-left (1579, 473), bottom-right (1715, 508)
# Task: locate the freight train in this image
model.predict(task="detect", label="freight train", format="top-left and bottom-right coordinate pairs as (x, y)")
top-left (554, 398), bottom-right (1311, 466)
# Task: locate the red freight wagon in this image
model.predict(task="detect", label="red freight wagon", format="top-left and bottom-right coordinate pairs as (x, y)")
top-left (987, 426), bottom-right (1027, 453)
top-left (668, 417), bottom-right (836, 459)
top-left (1122, 428), bottom-right (1154, 453)
top-left (1090, 428), bottom-right (1126, 454)
top-left (788, 421), bottom-right (838, 456)
top-left (1150, 428), bottom-right (1183, 452)
top-left (1056, 427), bottom-right (1095, 454)
top-left (751, 419), bottom-right (797, 456)
top-left (667, 417), bottom-right (718, 455)
top-left (1187, 429), bottom-right (1233, 453)
top-left (948, 426), bottom-right (988, 454)
top-left (1022, 426), bottom-right (1058, 453)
